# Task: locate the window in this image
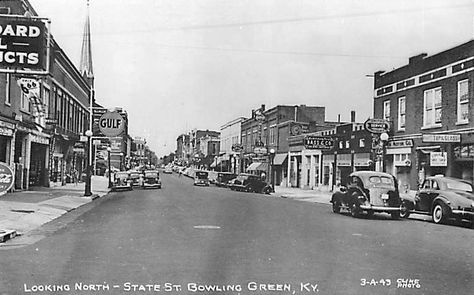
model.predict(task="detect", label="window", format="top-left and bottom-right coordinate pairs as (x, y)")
top-left (383, 100), bottom-right (390, 121)
top-left (345, 140), bottom-right (350, 148)
top-left (423, 87), bottom-right (442, 128)
top-left (457, 80), bottom-right (469, 124)
top-left (359, 138), bottom-right (365, 148)
top-left (5, 73), bottom-right (11, 105)
top-left (398, 96), bottom-right (406, 130)
top-left (269, 127), bottom-right (275, 144)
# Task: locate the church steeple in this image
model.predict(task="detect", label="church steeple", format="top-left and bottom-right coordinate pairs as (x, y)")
top-left (79, 0), bottom-right (94, 87)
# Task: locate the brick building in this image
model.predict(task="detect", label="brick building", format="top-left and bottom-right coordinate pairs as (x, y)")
top-left (374, 40), bottom-right (474, 190)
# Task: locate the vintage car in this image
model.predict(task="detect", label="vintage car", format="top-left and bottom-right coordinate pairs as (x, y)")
top-left (331, 171), bottom-right (404, 219)
top-left (163, 166), bottom-right (173, 174)
top-left (142, 170), bottom-right (162, 189)
top-left (228, 173), bottom-right (272, 194)
top-left (401, 176), bottom-right (474, 225)
top-left (194, 170), bottom-right (210, 186)
top-left (111, 171), bottom-right (133, 191)
top-left (215, 172), bottom-right (237, 187)
top-left (129, 171), bottom-right (142, 187)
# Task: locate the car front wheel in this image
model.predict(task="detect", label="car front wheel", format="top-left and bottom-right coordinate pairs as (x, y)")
top-left (391, 211), bottom-right (400, 219)
top-left (350, 203), bottom-right (361, 218)
top-left (432, 203), bottom-right (449, 224)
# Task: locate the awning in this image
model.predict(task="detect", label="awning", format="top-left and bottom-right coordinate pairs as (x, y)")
top-left (256, 163), bottom-right (268, 171)
top-left (273, 153), bottom-right (287, 165)
top-left (246, 162), bottom-right (262, 171)
top-left (416, 145), bottom-right (441, 154)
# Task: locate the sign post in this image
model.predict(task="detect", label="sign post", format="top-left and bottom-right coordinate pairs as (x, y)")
top-left (0, 162), bottom-right (14, 196)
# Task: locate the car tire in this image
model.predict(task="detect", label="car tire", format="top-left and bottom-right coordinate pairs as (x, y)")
top-left (432, 203), bottom-right (449, 224)
top-left (332, 201), bottom-right (341, 213)
top-left (366, 210), bottom-right (374, 218)
top-left (350, 203), bottom-right (361, 218)
top-left (391, 211), bottom-right (400, 219)
top-left (262, 187), bottom-right (272, 194)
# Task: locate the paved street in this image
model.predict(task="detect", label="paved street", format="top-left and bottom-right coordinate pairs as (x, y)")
top-left (0, 172), bottom-right (473, 295)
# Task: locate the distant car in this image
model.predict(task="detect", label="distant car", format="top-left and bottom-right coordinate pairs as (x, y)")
top-left (163, 166), bottom-right (173, 174)
top-left (331, 171), bottom-right (404, 219)
top-left (228, 173), bottom-right (272, 194)
top-left (401, 176), bottom-right (474, 225)
top-left (142, 170), bottom-right (162, 189)
top-left (215, 172), bottom-right (237, 187)
top-left (194, 170), bottom-right (210, 186)
top-left (129, 171), bottom-right (142, 187)
top-left (111, 171), bottom-right (133, 191)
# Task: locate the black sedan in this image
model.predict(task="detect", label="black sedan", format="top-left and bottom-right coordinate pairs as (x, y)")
top-left (401, 176), bottom-right (474, 225)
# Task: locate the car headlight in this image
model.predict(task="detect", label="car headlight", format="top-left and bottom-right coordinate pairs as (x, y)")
top-left (471, 201), bottom-right (474, 208)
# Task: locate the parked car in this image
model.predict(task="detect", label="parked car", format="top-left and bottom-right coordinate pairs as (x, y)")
top-left (228, 173), bottom-right (272, 194)
top-left (401, 176), bottom-right (474, 225)
top-left (163, 166), bottom-right (173, 174)
top-left (129, 171), bottom-right (142, 187)
top-left (215, 172), bottom-right (237, 187)
top-left (111, 171), bottom-right (133, 191)
top-left (194, 170), bottom-right (210, 186)
top-left (331, 171), bottom-right (404, 219)
top-left (142, 170), bottom-right (162, 189)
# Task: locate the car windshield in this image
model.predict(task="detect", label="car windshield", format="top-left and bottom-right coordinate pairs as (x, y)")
top-left (130, 173), bottom-right (140, 178)
top-left (196, 172), bottom-right (208, 179)
top-left (237, 175), bottom-right (248, 181)
top-left (445, 179), bottom-right (473, 192)
top-left (145, 172), bottom-right (158, 178)
top-left (368, 176), bottom-right (394, 187)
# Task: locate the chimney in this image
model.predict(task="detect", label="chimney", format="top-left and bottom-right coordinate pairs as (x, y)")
top-left (338, 114), bottom-right (341, 123)
top-left (261, 104), bottom-right (265, 111)
top-left (409, 53), bottom-right (427, 65)
top-left (351, 111), bottom-right (356, 123)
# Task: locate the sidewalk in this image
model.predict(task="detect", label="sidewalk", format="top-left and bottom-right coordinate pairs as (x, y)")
top-left (0, 176), bottom-right (110, 243)
top-left (272, 186), bottom-right (332, 204)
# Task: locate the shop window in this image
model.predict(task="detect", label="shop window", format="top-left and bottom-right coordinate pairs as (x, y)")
top-left (423, 87), bottom-right (442, 128)
top-left (457, 79), bottom-right (469, 124)
top-left (398, 96), bottom-right (406, 130)
top-left (383, 100), bottom-right (390, 121)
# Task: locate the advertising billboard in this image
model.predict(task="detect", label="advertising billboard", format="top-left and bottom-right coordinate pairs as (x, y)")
top-left (0, 16), bottom-right (48, 73)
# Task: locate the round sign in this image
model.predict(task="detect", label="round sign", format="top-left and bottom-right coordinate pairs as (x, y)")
top-left (99, 111), bottom-right (124, 137)
top-left (0, 163), bottom-right (14, 196)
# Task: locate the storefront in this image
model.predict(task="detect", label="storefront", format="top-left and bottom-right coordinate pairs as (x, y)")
top-left (385, 139), bottom-right (414, 192)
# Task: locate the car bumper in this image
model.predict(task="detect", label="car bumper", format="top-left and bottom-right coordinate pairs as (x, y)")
top-left (360, 204), bottom-right (401, 212)
top-left (143, 183), bottom-right (161, 188)
top-left (451, 209), bottom-right (474, 217)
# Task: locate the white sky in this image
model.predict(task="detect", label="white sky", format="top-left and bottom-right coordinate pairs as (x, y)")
top-left (29, 0), bottom-right (474, 156)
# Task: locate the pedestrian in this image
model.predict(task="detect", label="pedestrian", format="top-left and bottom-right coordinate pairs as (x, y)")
top-left (72, 169), bottom-right (78, 185)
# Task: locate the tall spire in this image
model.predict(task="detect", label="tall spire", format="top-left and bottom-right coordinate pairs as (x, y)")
top-left (79, 0), bottom-right (94, 86)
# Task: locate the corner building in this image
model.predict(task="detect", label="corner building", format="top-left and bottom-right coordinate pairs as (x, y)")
top-left (374, 40), bottom-right (474, 190)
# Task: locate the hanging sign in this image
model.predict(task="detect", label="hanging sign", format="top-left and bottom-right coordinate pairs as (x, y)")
top-left (0, 162), bottom-right (14, 196)
top-left (364, 118), bottom-right (390, 133)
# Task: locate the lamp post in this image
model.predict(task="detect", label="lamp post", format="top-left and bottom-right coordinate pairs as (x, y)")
top-left (269, 148), bottom-right (276, 191)
top-left (380, 132), bottom-right (389, 172)
top-left (84, 130), bottom-right (93, 196)
top-left (107, 146), bottom-right (112, 188)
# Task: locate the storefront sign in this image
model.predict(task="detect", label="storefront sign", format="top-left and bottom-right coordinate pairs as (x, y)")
top-left (304, 136), bottom-right (334, 150)
top-left (0, 120), bottom-right (15, 129)
top-left (0, 17), bottom-right (46, 70)
top-left (387, 139), bottom-right (413, 148)
top-left (422, 134), bottom-right (461, 143)
top-left (430, 152), bottom-right (447, 167)
top-left (30, 134), bottom-right (49, 145)
top-left (0, 127), bottom-right (13, 137)
top-left (0, 162), bottom-right (14, 196)
top-left (253, 147), bottom-right (267, 155)
top-left (364, 118), bottom-right (390, 133)
top-left (231, 144), bottom-right (243, 152)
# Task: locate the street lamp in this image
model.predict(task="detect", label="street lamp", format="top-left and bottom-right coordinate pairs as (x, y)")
top-left (84, 130), bottom-right (93, 196)
top-left (269, 148), bottom-right (276, 192)
top-left (380, 132), bottom-right (389, 172)
top-left (107, 146), bottom-right (112, 188)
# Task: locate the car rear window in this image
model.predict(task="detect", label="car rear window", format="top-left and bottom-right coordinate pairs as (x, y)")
top-left (369, 176), bottom-right (394, 186)
top-left (145, 172), bottom-right (158, 177)
top-left (445, 180), bottom-right (473, 192)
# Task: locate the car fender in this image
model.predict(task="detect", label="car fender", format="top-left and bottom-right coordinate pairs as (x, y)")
top-left (331, 191), bottom-right (345, 203)
top-left (431, 196), bottom-right (452, 211)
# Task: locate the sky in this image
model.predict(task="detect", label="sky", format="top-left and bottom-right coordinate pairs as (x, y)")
top-left (28, 0), bottom-right (474, 157)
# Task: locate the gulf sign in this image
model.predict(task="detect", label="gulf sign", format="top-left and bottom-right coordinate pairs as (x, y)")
top-left (99, 111), bottom-right (124, 137)
top-left (364, 118), bottom-right (390, 134)
top-left (0, 162), bottom-right (14, 196)
top-left (0, 17), bottom-right (46, 70)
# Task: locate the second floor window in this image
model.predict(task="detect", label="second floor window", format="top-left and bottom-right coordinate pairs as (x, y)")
top-left (398, 96), bottom-right (406, 130)
top-left (20, 92), bottom-right (30, 112)
top-left (423, 87), bottom-right (442, 127)
top-left (383, 100), bottom-right (390, 121)
top-left (269, 127), bottom-right (275, 145)
top-left (457, 79), bottom-right (469, 124)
